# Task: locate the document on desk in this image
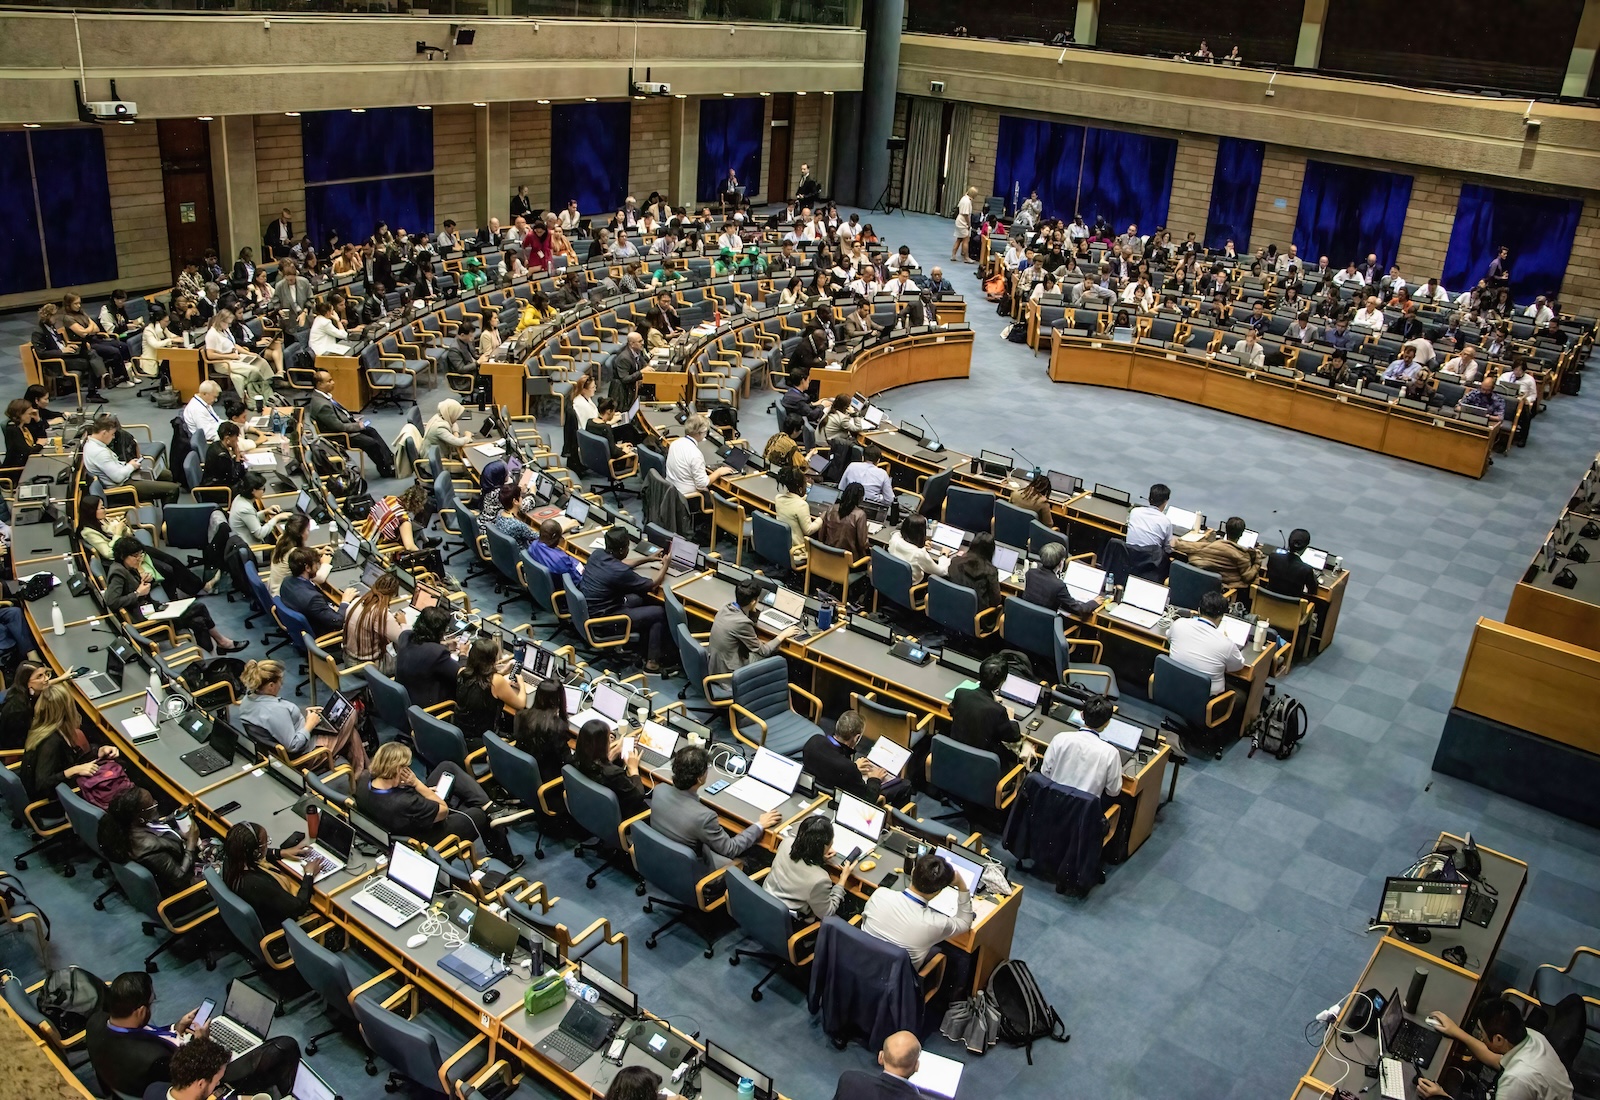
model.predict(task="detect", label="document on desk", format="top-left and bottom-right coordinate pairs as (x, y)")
top-left (472, 441), bottom-right (507, 457)
top-left (908, 1051), bottom-right (964, 1098)
top-left (243, 451), bottom-right (276, 467)
top-left (140, 598), bottom-right (195, 622)
top-left (1178, 530), bottom-right (1207, 543)
top-left (942, 678), bottom-right (980, 701)
top-left (722, 777), bottom-right (790, 813)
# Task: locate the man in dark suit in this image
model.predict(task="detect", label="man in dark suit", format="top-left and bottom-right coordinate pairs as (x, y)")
top-left (263, 207), bottom-right (295, 259)
top-left (949, 654), bottom-right (1026, 771)
top-left (802, 710), bottom-right (902, 803)
top-left (831, 1031), bottom-right (923, 1100)
top-left (1263, 527), bottom-right (1319, 602)
top-left (85, 971), bottom-right (299, 1099)
top-left (1023, 541), bottom-right (1097, 613)
top-left (795, 162), bottom-right (822, 207)
top-left (279, 547), bottom-right (354, 637)
top-left (307, 368), bottom-right (395, 477)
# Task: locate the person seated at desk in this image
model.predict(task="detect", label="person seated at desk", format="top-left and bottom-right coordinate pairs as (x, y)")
top-left (666, 412), bottom-right (734, 502)
top-left (1458, 376), bottom-right (1507, 425)
top-left (488, 484), bottom-right (540, 550)
top-left (219, 821), bottom-right (325, 934)
top-left (1185, 516), bottom-right (1265, 590)
top-left (343, 571), bottom-right (405, 671)
top-left (201, 421), bottom-right (247, 493)
top-left (819, 482), bottom-right (873, 564)
top-left (767, 815), bottom-right (857, 921)
top-left (1416, 998), bottom-right (1573, 1100)
top-left (606, 1065), bottom-right (686, 1100)
top-left (803, 710), bottom-right (902, 804)
top-left (97, 786), bottom-right (201, 897)
top-left (355, 742), bottom-right (522, 868)
top-left (514, 679), bottom-right (573, 784)
top-left (650, 743), bottom-right (780, 872)
top-left (925, 266), bottom-right (954, 297)
top-left (454, 637), bottom-right (528, 741)
top-left (838, 443), bottom-right (895, 512)
top-left (765, 463), bottom-right (820, 570)
top-left (0, 662), bottom-right (52, 751)
top-left (844, 300), bottom-right (882, 344)
top-left (182, 380), bottom-right (225, 446)
top-left (946, 532), bottom-right (1004, 612)
top-left (1023, 542), bottom-right (1098, 614)
top-left (587, 398), bottom-right (636, 462)
top-left (308, 368), bottom-right (396, 478)
top-left (264, 514), bottom-right (327, 595)
top-left (84, 415), bottom-right (182, 505)
top-left (1009, 473), bottom-right (1054, 526)
top-left (1039, 695), bottom-right (1123, 800)
top-left (860, 852), bottom-right (974, 969)
top-left (1229, 329), bottom-right (1266, 367)
top-left (105, 536), bottom-right (245, 654)
top-left (830, 1032), bottom-right (924, 1100)
top-left (1382, 344), bottom-right (1435, 398)
top-left (1167, 590), bottom-right (1243, 695)
top-left (279, 546), bottom-right (356, 639)
top-left (239, 657), bottom-right (367, 771)
top-left (79, 496), bottom-right (219, 597)
top-left (781, 363), bottom-right (827, 424)
top-left (709, 580), bottom-right (798, 677)
top-left (1263, 527), bottom-right (1319, 603)
top-left (573, 717), bottom-right (649, 818)
top-left (221, 398), bottom-right (270, 456)
top-left (20, 684), bottom-right (119, 805)
top-left (887, 513), bottom-right (949, 584)
top-left (1126, 482), bottom-right (1175, 558)
top-left (527, 519), bottom-right (585, 593)
top-left (86, 973), bottom-right (300, 1100)
top-left (821, 394), bottom-right (867, 450)
top-left (1316, 348), bottom-right (1351, 386)
top-left (395, 606), bottom-right (462, 710)
top-left (950, 654), bottom-right (1027, 771)
top-left (370, 482), bottom-right (439, 555)
top-left (764, 414), bottom-right (809, 472)
top-left (582, 526), bottom-right (669, 674)
top-left (144, 1033), bottom-right (234, 1100)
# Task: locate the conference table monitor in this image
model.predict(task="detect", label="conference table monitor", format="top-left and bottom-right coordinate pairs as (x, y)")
top-left (1374, 877), bottom-right (1469, 944)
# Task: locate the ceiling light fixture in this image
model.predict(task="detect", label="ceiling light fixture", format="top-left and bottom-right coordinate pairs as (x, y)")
top-left (722, 92), bottom-right (734, 97)
top-left (472, 101), bottom-right (487, 107)
top-left (674, 93), bottom-right (687, 99)
top-left (759, 92), bottom-right (770, 97)
top-left (418, 105), bottom-right (432, 110)
top-left (584, 97), bottom-right (597, 102)
top-left (796, 90), bottom-right (807, 96)
top-left (285, 111), bottom-right (300, 117)
top-left (350, 108), bottom-right (365, 113)
top-left (23, 122), bottom-right (40, 128)
top-left (197, 115), bottom-right (213, 121)
top-left (537, 99), bottom-right (550, 105)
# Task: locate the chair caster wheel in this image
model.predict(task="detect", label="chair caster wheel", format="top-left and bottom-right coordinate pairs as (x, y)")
top-left (729, 956), bottom-right (740, 967)
top-left (63, 864), bottom-right (76, 878)
top-left (275, 1002), bottom-right (286, 1016)
top-left (142, 923), bottom-right (157, 937)
top-left (306, 1042), bottom-right (318, 1055)
top-left (93, 864), bottom-right (107, 879)
top-left (646, 936), bottom-right (658, 949)
top-left (93, 899), bottom-right (105, 911)
top-left (642, 901), bottom-right (654, 914)
top-left (535, 848), bottom-right (545, 859)
top-left (751, 990), bottom-right (763, 1002)
top-left (703, 947), bottom-right (714, 959)
top-left (586, 880), bottom-right (597, 889)
top-left (384, 1082), bottom-right (399, 1093)
top-left (830, 1037), bottom-right (847, 1051)
top-left (635, 883), bottom-right (647, 897)
top-left (204, 957), bottom-right (216, 971)
top-left (365, 1062), bottom-right (378, 1076)
top-left (13, 859), bottom-right (25, 870)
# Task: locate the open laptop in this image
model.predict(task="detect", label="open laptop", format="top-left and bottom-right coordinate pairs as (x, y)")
top-left (1046, 470), bottom-right (1082, 499)
top-left (1165, 506), bottom-right (1205, 533)
top-left (806, 483), bottom-right (840, 514)
top-left (997, 673), bottom-right (1042, 714)
top-left (534, 997), bottom-right (617, 1071)
top-left (348, 841), bottom-right (439, 927)
top-left (1380, 984), bottom-right (1443, 1068)
top-left (75, 638), bottom-right (133, 700)
top-left (280, 809), bottom-right (354, 883)
top-left (1097, 716), bottom-right (1144, 756)
top-left (1300, 546), bottom-right (1330, 570)
top-left (991, 543), bottom-right (1021, 577)
top-left (1064, 559), bottom-right (1108, 602)
top-left (571, 680), bottom-right (630, 731)
top-left (118, 689), bottom-right (162, 745)
top-left (635, 720), bottom-right (680, 770)
top-left (179, 720), bottom-right (242, 778)
top-left (928, 521), bottom-right (964, 552)
top-left (830, 791), bottom-right (886, 861)
top-left (289, 1060), bottom-right (338, 1100)
top-left (402, 584), bottom-right (441, 629)
top-left (724, 747), bottom-right (803, 813)
top-left (928, 846), bottom-right (984, 916)
top-left (205, 979), bottom-right (277, 1058)
top-left (1220, 615), bottom-right (1253, 649)
top-left (757, 587), bottom-right (807, 632)
top-left (662, 535), bottom-right (700, 577)
top-left (1104, 575), bottom-right (1170, 630)
top-left (865, 736), bottom-right (912, 778)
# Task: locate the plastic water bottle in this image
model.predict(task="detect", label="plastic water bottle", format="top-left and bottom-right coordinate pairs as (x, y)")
top-left (564, 973), bottom-right (599, 1004)
top-left (738, 1079), bottom-right (756, 1099)
top-left (50, 601), bottom-right (65, 636)
top-left (149, 667), bottom-right (164, 696)
top-left (1102, 573), bottom-right (1115, 600)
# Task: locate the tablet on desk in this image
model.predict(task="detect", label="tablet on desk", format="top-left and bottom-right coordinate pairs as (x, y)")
top-left (865, 737), bottom-right (911, 778)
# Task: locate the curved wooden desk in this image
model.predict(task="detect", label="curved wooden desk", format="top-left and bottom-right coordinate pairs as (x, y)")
top-left (1048, 331), bottom-right (1496, 478)
top-left (814, 326), bottom-right (974, 400)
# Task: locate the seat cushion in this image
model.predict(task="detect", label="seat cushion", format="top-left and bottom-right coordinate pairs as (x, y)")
top-left (761, 712), bottom-right (821, 757)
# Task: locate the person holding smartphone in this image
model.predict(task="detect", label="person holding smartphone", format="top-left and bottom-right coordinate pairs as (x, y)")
top-left (354, 742), bottom-right (523, 870)
top-left (765, 814), bottom-right (856, 920)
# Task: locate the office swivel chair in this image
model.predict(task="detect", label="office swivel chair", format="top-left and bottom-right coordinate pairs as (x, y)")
top-left (724, 867), bottom-right (818, 1002)
top-left (561, 764), bottom-right (646, 889)
top-left (481, 732), bottom-right (564, 860)
top-left (926, 734), bottom-right (1026, 830)
top-left (631, 821), bottom-right (727, 958)
top-left (351, 985), bottom-right (494, 1096)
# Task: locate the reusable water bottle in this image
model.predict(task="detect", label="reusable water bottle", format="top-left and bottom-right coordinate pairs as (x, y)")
top-left (50, 601), bottom-right (65, 636)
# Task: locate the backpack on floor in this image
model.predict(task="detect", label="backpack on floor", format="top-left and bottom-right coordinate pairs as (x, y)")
top-left (1246, 683), bottom-right (1308, 760)
top-left (37, 966), bottom-right (104, 1037)
top-left (987, 959), bottom-right (1070, 1064)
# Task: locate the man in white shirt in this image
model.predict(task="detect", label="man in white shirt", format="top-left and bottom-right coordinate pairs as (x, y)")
top-left (1229, 330), bottom-right (1266, 367)
top-left (1125, 483), bottom-right (1175, 555)
top-left (838, 444), bottom-right (894, 508)
top-left (1352, 297), bottom-right (1387, 332)
top-left (435, 220), bottom-right (461, 251)
top-left (837, 215), bottom-right (861, 242)
top-left (1166, 591), bottom-right (1243, 695)
top-left (1523, 296), bottom-right (1554, 327)
top-left (1040, 696), bottom-right (1124, 799)
top-left (1332, 263), bottom-right (1366, 289)
top-left (1406, 334), bottom-right (1436, 369)
top-left (885, 245), bottom-right (919, 273)
top-left (558, 200), bottom-right (582, 235)
top-left (886, 269), bottom-right (917, 298)
top-left (716, 224), bottom-right (743, 253)
top-left (664, 413), bottom-right (731, 500)
top-left (183, 380), bottom-right (224, 444)
top-left (1417, 998), bottom-right (1572, 1100)
top-left (1067, 215), bottom-right (1089, 248)
top-left (1274, 245), bottom-right (1299, 276)
top-left (83, 414), bottom-right (181, 503)
top-left (860, 853), bottom-right (974, 968)
top-left (1442, 345), bottom-right (1481, 383)
top-left (1417, 276), bottom-right (1449, 304)
top-left (1501, 360), bottom-right (1538, 406)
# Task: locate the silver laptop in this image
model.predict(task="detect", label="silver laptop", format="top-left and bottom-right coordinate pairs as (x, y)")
top-left (723, 747), bottom-right (803, 814)
top-left (829, 791), bottom-right (887, 863)
top-left (348, 841), bottom-right (438, 927)
top-left (289, 1059), bottom-right (338, 1100)
top-left (757, 587), bottom-right (806, 632)
top-left (1105, 576), bottom-right (1170, 630)
top-left (663, 535), bottom-right (700, 577)
top-left (205, 979), bottom-right (276, 1058)
top-left (571, 680), bottom-right (629, 731)
top-left (1064, 559), bottom-right (1107, 603)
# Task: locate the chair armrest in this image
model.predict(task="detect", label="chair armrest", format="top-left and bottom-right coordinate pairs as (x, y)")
top-left (1206, 690), bottom-right (1237, 727)
top-left (157, 880), bottom-right (218, 933)
top-left (694, 866), bottom-right (728, 911)
top-left (729, 703), bottom-right (768, 749)
top-left (618, 809), bottom-right (651, 853)
top-left (1101, 801), bottom-right (1122, 845)
top-left (975, 604), bottom-right (1001, 637)
top-left (535, 775), bottom-right (565, 816)
top-left (917, 952), bottom-right (947, 1002)
top-left (436, 1032), bottom-right (488, 1094)
top-left (345, 967), bottom-right (403, 1011)
top-left (259, 926), bottom-right (296, 970)
top-left (788, 918), bottom-right (822, 967)
top-left (996, 762), bottom-right (1026, 810)
top-left (584, 612), bottom-right (634, 647)
top-left (788, 683), bottom-right (822, 720)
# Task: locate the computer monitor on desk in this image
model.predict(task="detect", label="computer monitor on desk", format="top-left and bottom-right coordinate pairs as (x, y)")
top-left (1374, 877), bottom-right (1468, 944)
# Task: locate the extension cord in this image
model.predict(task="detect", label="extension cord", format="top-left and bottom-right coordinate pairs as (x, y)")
top-left (1317, 1002), bottom-right (1343, 1024)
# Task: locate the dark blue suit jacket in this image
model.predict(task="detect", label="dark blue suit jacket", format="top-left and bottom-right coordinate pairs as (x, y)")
top-left (278, 573), bottom-right (344, 637)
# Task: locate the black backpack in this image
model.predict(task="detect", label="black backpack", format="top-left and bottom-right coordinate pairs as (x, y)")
top-left (1246, 683), bottom-right (1308, 760)
top-left (986, 959), bottom-right (1069, 1064)
top-left (37, 966), bottom-right (104, 1037)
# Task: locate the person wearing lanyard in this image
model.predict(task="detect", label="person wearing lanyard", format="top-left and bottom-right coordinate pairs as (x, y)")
top-left (182, 380), bottom-right (224, 445)
top-left (1166, 590), bottom-right (1244, 695)
top-left (707, 581), bottom-right (796, 678)
top-left (859, 853), bottom-right (974, 969)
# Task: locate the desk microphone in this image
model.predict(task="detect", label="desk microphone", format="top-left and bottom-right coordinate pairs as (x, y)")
top-left (919, 415), bottom-right (946, 453)
top-left (1011, 448), bottom-right (1042, 477)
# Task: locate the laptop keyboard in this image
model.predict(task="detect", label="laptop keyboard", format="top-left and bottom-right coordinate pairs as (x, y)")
top-left (209, 1020), bottom-right (255, 1054)
top-left (541, 1029), bottom-right (598, 1066)
top-left (184, 748), bottom-right (227, 773)
top-left (365, 882), bottom-right (423, 919)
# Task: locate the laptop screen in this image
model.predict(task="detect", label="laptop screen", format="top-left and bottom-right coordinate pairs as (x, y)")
top-left (1220, 616), bottom-right (1252, 648)
top-left (935, 847), bottom-right (983, 892)
top-left (997, 674), bottom-right (1041, 709)
top-left (806, 484), bottom-right (840, 508)
top-left (292, 1060), bottom-right (337, 1100)
top-left (862, 404), bottom-right (884, 427)
top-left (313, 811), bottom-right (354, 862)
top-left (591, 682), bottom-right (628, 723)
top-left (866, 737), bottom-right (911, 777)
top-left (1380, 988), bottom-right (1406, 1054)
top-left (387, 842), bottom-right (438, 902)
top-left (1064, 560), bottom-right (1106, 598)
top-left (1098, 717), bottom-right (1144, 753)
top-left (807, 452), bottom-right (829, 475)
top-left (747, 747), bottom-right (802, 794)
top-left (362, 560), bottom-right (386, 587)
top-left (297, 490), bottom-right (312, 515)
top-left (1047, 470), bottom-right (1081, 496)
top-left (991, 544), bottom-right (1020, 576)
top-left (1123, 576), bottom-right (1169, 615)
top-left (929, 522), bottom-right (963, 550)
top-left (1300, 547), bottom-right (1329, 570)
top-left (834, 792), bottom-right (885, 840)
top-left (564, 497), bottom-right (590, 524)
top-left (1166, 506), bottom-right (1200, 532)
top-left (639, 721), bottom-right (679, 759)
top-left (223, 979), bottom-right (276, 1039)
top-left (410, 586), bottom-right (440, 612)
top-left (771, 588), bottom-right (805, 620)
top-left (563, 685), bottom-right (584, 714)
top-left (668, 535), bottom-right (698, 571)
top-left (322, 691), bottom-right (354, 731)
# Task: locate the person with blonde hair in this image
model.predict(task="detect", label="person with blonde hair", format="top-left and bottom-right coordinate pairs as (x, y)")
top-left (352, 742), bottom-right (521, 868)
top-left (421, 398), bottom-right (474, 463)
top-left (203, 309), bottom-right (277, 401)
top-left (22, 684), bottom-right (117, 802)
top-left (238, 659), bottom-right (366, 771)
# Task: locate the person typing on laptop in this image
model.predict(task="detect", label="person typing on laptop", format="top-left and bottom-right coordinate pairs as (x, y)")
top-left (1166, 591), bottom-right (1244, 695)
top-left (838, 443), bottom-right (894, 510)
top-left (708, 581), bottom-right (798, 678)
top-left (238, 659), bottom-right (367, 772)
top-left (86, 973), bottom-right (300, 1100)
top-left (649, 744), bottom-right (780, 874)
top-left (802, 710), bottom-right (904, 803)
top-left (860, 853), bottom-right (974, 969)
top-left (354, 743), bottom-right (524, 871)
top-left (278, 547), bottom-right (356, 639)
top-left (1039, 695), bottom-right (1123, 799)
top-left (219, 821), bottom-right (326, 929)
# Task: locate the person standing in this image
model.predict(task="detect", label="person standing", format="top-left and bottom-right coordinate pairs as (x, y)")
top-left (951, 187), bottom-right (978, 264)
